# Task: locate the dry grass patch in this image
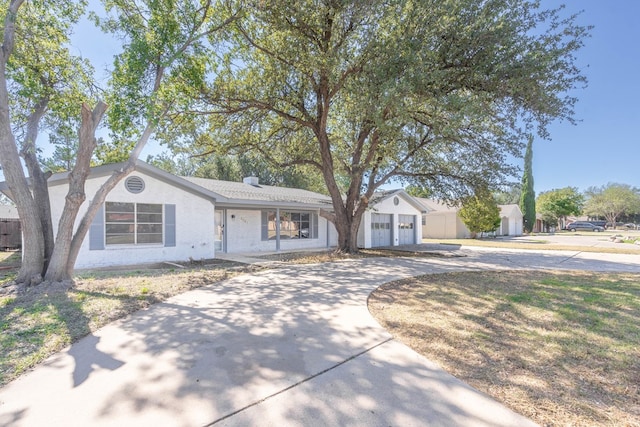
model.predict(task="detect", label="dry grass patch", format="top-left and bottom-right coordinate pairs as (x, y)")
top-left (368, 270), bottom-right (640, 427)
top-left (0, 261), bottom-right (253, 387)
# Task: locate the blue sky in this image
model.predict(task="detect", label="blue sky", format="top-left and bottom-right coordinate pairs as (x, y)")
top-left (529, 0), bottom-right (640, 193)
top-left (5, 1), bottom-right (639, 195)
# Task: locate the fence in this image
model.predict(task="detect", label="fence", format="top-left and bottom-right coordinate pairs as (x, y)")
top-left (0, 218), bottom-right (21, 250)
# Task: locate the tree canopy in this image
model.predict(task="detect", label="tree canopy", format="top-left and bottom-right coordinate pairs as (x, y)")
top-left (167, 0), bottom-right (590, 252)
top-left (458, 191), bottom-right (501, 238)
top-left (536, 187), bottom-right (583, 229)
top-left (583, 183), bottom-right (640, 229)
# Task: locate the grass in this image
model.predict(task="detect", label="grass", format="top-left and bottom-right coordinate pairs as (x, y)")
top-left (368, 270), bottom-right (640, 427)
top-left (0, 260), bottom-right (253, 387)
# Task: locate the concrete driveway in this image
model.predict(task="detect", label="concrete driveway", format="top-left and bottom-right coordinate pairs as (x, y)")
top-left (1, 248), bottom-right (638, 426)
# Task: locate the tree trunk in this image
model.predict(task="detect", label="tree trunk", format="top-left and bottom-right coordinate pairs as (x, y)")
top-left (45, 102), bottom-right (107, 282)
top-left (0, 1), bottom-right (45, 284)
top-left (21, 97), bottom-right (55, 271)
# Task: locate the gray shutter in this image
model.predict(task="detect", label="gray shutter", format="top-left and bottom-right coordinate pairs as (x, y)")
top-left (313, 213), bottom-right (319, 239)
top-left (165, 204), bottom-right (176, 247)
top-left (261, 211), bottom-right (268, 241)
top-left (89, 204), bottom-right (105, 250)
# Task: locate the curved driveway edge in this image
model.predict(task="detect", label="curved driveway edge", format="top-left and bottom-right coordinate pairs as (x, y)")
top-left (1, 249), bottom-right (638, 426)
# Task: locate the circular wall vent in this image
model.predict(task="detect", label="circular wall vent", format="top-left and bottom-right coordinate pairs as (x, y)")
top-left (125, 176), bottom-right (145, 194)
top-left (393, 196), bottom-right (400, 206)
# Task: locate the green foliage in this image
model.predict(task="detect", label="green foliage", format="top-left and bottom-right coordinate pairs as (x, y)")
top-left (95, 0), bottom-right (236, 154)
top-left (5, 0), bottom-right (95, 145)
top-left (39, 121), bottom-right (79, 172)
top-left (493, 184), bottom-right (521, 205)
top-left (583, 183), bottom-right (640, 228)
top-left (167, 0), bottom-right (589, 251)
top-left (406, 185), bottom-right (432, 199)
top-left (519, 137), bottom-right (536, 232)
top-left (536, 187), bottom-right (584, 228)
top-left (147, 151), bottom-right (327, 192)
top-left (459, 191), bottom-right (502, 236)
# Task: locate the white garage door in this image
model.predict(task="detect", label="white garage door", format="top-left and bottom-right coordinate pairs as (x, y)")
top-left (398, 215), bottom-right (416, 245)
top-left (371, 213), bottom-right (392, 247)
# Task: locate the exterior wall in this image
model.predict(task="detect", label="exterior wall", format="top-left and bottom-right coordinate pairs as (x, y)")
top-left (509, 215), bottom-right (523, 236)
top-left (498, 211), bottom-right (523, 236)
top-left (360, 194), bottom-right (422, 248)
top-left (48, 171), bottom-right (216, 269)
top-left (0, 205), bottom-right (19, 219)
top-left (423, 212), bottom-right (471, 239)
top-left (220, 208), bottom-right (336, 253)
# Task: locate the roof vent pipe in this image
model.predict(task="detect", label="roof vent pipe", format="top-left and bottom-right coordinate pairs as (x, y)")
top-left (243, 176), bottom-right (259, 186)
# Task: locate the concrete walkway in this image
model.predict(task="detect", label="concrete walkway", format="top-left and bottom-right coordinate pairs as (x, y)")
top-left (1, 248), bottom-right (638, 426)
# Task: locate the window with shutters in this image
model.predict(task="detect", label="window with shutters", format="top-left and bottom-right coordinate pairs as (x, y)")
top-left (105, 202), bottom-right (163, 245)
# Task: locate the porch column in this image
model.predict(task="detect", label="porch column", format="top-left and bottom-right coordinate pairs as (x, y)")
top-left (276, 207), bottom-right (281, 251)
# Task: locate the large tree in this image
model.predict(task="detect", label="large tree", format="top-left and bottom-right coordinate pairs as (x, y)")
top-left (0, 0), bottom-right (95, 283)
top-left (1, 0), bottom-right (235, 284)
top-left (583, 183), bottom-right (640, 229)
top-left (177, 0), bottom-right (589, 252)
top-left (536, 186), bottom-right (583, 230)
top-left (519, 136), bottom-right (536, 233)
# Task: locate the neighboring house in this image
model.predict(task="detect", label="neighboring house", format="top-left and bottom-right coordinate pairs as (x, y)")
top-left (418, 198), bottom-right (471, 239)
top-left (358, 190), bottom-right (426, 248)
top-left (0, 204), bottom-right (19, 219)
top-left (418, 198), bottom-right (523, 239)
top-left (497, 204), bottom-right (524, 236)
top-left (0, 204), bottom-right (21, 250)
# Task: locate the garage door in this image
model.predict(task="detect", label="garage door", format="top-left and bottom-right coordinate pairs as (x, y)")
top-left (371, 213), bottom-right (392, 247)
top-left (398, 215), bottom-right (415, 245)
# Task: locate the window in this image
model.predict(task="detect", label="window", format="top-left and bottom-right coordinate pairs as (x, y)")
top-left (105, 202), bottom-right (163, 245)
top-left (262, 210), bottom-right (318, 240)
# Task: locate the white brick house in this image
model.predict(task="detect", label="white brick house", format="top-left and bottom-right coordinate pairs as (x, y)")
top-left (2, 162), bottom-right (429, 268)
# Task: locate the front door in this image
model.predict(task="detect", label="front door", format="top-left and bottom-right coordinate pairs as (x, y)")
top-left (215, 210), bottom-right (224, 252)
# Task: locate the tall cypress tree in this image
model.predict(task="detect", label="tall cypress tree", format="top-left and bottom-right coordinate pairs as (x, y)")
top-left (520, 136), bottom-right (536, 233)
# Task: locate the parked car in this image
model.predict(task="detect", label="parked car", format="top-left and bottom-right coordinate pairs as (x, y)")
top-left (566, 221), bottom-right (605, 232)
top-left (622, 223), bottom-right (638, 230)
top-left (588, 220), bottom-right (607, 229)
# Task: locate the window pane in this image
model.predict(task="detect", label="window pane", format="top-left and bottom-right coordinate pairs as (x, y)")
top-left (137, 233), bottom-right (163, 244)
top-left (137, 224), bottom-right (163, 233)
top-left (106, 212), bottom-right (135, 222)
top-left (106, 234), bottom-right (135, 245)
top-left (137, 213), bottom-right (163, 223)
top-left (106, 202), bottom-right (134, 212)
top-left (106, 224), bottom-right (134, 234)
top-left (137, 203), bottom-right (162, 213)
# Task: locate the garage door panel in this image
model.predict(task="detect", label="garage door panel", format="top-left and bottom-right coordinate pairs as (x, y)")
top-left (398, 214), bottom-right (415, 245)
top-left (371, 213), bottom-right (392, 247)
